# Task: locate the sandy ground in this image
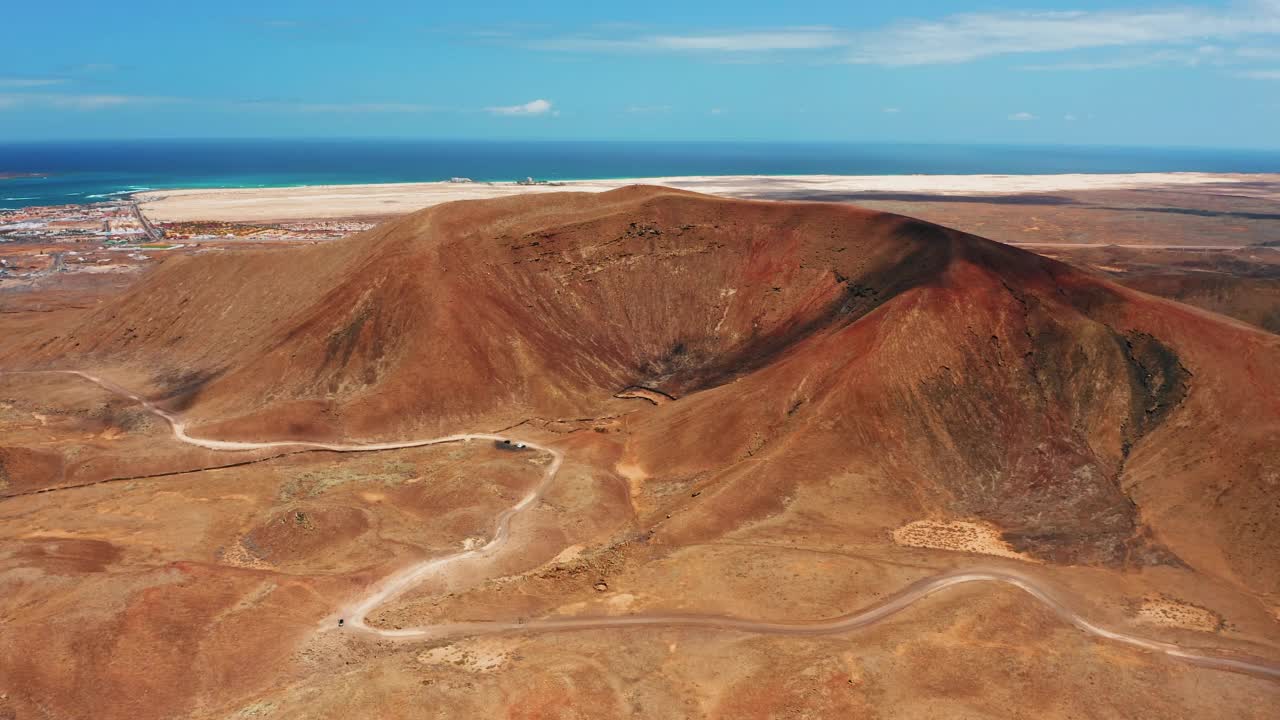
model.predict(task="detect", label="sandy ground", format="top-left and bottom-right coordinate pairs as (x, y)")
top-left (136, 172), bottom-right (1280, 222)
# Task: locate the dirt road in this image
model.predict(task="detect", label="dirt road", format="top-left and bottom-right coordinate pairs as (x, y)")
top-left (7, 369), bottom-right (1278, 680)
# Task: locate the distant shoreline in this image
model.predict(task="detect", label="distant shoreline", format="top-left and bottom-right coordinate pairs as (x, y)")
top-left (133, 172), bottom-right (1280, 223)
top-left (7, 138), bottom-right (1280, 212)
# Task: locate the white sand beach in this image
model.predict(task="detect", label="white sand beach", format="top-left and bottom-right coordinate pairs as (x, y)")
top-left (135, 172), bottom-right (1280, 223)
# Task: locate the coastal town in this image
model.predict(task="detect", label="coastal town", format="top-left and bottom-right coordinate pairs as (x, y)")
top-left (0, 176), bottom-right (575, 288)
top-left (0, 198), bottom-right (375, 286)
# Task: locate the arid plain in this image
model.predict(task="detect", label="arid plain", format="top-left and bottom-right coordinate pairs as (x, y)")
top-left (1, 178), bottom-right (1278, 718)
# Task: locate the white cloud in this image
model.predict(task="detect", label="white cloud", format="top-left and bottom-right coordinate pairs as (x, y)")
top-left (532, 27), bottom-right (845, 53)
top-left (1236, 46), bottom-right (1280, 59)
top-left (847, 3), bottom-right (1280, 65)
top-left (487, 99), bottom-right (555, 116)
top-left (522, 4), bottom-right (1280, 66)
top-left (0, 93), bottom-right (177, 110)
top-left (650, 29), bottom-right (844, 51)
top-left (709, 108), bottom-right (725, 115)
top-left (237, 100), bottom-right (437, 113)
top-left (882, 107), bottom-right (901, 113)
top-left (1009, 111), bottom-right (1038, 121)
top-left (0, 78), bottom-right (65, 88)
top-left (1020, 45), bottom-right (1226, 71)
top-left (1064, 114), bottom-right (1078, 121)
top-left (1238, 68), bottom-right (1280, 78)
top-left (57, 94), bottom-right (136, 109)
top-left (73, 63), bottom-right (122, 73)
top-left (302, 103), bottom-right (435, 112)
top-left (0, 93), bottom-right (541, 115)
top-left (1020, 57), bottom-right (1172, 71)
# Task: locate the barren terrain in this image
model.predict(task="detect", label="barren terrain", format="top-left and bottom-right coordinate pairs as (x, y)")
top-left (1, 187), bottom-right (1278, 718)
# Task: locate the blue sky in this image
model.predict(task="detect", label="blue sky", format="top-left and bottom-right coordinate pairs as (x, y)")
top-left (1, 0), bottom-right (1278, 147)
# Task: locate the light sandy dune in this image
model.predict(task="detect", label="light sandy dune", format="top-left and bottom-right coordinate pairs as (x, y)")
top-left (135, 172), bottom-right (1280, 223)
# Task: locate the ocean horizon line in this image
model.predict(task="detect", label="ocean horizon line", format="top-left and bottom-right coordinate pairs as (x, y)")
top-left (5, 139), bottom-right (1280, 211)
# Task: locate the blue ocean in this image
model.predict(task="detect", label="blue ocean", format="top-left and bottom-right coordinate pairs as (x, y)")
top-left (3, 139), bottom-right (1280, 210)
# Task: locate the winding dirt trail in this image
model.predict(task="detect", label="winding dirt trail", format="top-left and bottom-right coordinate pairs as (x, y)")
top-left (7, 369), bottom-right (1279, 680)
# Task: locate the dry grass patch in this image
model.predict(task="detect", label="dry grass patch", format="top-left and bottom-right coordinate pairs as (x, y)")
top-left (417, 638), bottom-right (520, 673)
top-left (891, 519), bottom-right (1031, 560)
top-left (1136, 597), bottom-right (1223, 632)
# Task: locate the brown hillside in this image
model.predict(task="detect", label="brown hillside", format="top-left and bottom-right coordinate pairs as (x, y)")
top-left (12, 185), bottom-right (1280, 598)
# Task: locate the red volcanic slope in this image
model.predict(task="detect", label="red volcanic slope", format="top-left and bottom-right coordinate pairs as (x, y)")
top-left (14, 186), bottom-right (1280, 597)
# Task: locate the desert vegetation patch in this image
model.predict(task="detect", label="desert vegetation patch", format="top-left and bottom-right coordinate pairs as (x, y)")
top-left (1135, 596), bottom-right (1224, 632)
top-left (891, 520), bottom-right (1031, 560)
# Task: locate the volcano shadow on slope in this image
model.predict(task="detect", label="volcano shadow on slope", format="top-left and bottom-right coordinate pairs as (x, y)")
top-left (150, 367), bottom-right (226, 413)
top-left (626, 216), bottom-right (956, 398)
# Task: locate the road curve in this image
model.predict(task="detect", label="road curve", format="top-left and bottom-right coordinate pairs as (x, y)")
top-left (6, 369), bottom-right (1278, 681)
top-left (392, 569), bottom-right (1280, 680)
